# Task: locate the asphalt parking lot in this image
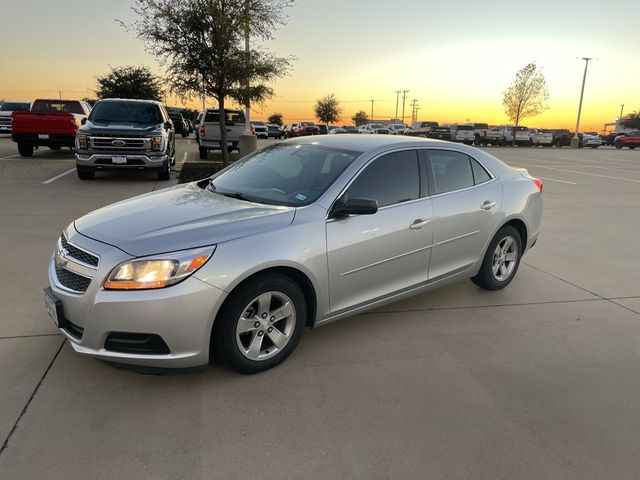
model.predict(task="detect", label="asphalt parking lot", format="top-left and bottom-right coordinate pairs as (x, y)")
top-left (1, 134), bottom-right (639, 479)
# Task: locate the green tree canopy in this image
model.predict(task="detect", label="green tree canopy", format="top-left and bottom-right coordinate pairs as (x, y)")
top-left (351, 110), bottom-right (369, 126)
top-left (620, 112), bottom-right (640, 130)
top-left (95, 66), bottom-right (164, 101)
top-left (314, 93), bottom-right (341, 125)
top-left (126, 0), bottom-right (294, 166)
top-left (268, 112), bottom-right (283, 126)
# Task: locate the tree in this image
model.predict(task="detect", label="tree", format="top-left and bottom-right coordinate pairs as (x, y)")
top-left (314, 93), bottom-right (341, 126)
top-left (82, 97), bottom-right (98, 106)
top-left (352, 110), bottom-right (369, 126)
top-left (503, 63), bottom-right (549, 145)
top-left (95, 65), bottom-right (164, 101)
top-left (620, 112), bottom-right (640, 130)
top-left (126, 0), bottom-right (294, 166)
top-left (268, 112), bottom-right (283, 126)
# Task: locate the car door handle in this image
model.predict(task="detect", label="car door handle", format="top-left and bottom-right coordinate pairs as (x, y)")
top-left (409, 219), bottom-right (431, 230)
top-left (481, 201), bottom-right (497, 210)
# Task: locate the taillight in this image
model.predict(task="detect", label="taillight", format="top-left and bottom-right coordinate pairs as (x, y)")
top-left (251, 126), bottom-right (256, 135)
top-left (199, 124), bottom-right (205, 137)
top-left (532, 178), bottom-right (543, 193)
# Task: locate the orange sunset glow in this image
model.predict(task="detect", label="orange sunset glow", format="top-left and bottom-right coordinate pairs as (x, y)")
top-left (1, 0), bottom-right (638, 132)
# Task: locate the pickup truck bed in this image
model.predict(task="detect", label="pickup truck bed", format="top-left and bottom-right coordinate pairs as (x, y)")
top-left (11, 99), bottom-right (91, 157)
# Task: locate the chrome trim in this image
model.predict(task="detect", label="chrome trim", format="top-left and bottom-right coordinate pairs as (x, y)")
top-left (59, 234), bottom-right (100, 269)
top-left (340, 244), bottom-right (433, 277)
top-left (75, 154), bottom-right (166, 163)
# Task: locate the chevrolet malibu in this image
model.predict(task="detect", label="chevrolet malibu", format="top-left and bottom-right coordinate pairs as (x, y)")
top-left (45, 136), bottom-right (543, 374)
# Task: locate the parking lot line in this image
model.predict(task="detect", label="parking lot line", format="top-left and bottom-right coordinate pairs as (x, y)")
top-left (533, 165), bottom-right (640, 183)
top-left (0, 154), bottom-right (19, 160)
top-left (537, 176), bottom-right (578, 185)
top-left (42, 168), bottom-right (75, 184)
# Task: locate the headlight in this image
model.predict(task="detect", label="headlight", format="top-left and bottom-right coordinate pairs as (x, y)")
top-left (104, 246), bottom-right (215, 290)
top-left (151, 136), bottom-right (163, 150)
top-left (77, 134), bottom-right (89, 150)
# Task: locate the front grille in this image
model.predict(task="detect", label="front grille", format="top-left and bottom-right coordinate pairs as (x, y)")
top-left (60, 234), bottom-right (99, 267)
top-left (0, 118), bottom-right (11, 126)
top-left (90, 136), bottom-right (148, 152)
top-left (55, 266), bottom-right (91, 293)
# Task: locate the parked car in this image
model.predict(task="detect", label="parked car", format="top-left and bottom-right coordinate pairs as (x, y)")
top-left (529, 128), bottom-right (554, 147)
top-left (550, 129), bottom-right (577, 147)
top-left (44, 135), bottom-right (543, 373)
top-left (581, 132), bottom-right (602, 148)
top-left (251, 121), bottom-right (268, 139)
top-left (0, 100), bottom-right (31, 133)
top-left (404, 121), bottom-right (439, 137)
top-left (169, 112), bottom-right (188, 138)
top-left (282, 122), bottom-right (320, 138)
top-left (465, 123), bottom-right (489, 145)
top-left (317, 125), bottom-right (329, 135)
top-left (448, 124), bottom-right (475, 144)
top-left (198, 108), bottom-right (247, 158)
top-left (614, 131), bottom-right (640, 149)
top-left (485, 126), bottom-right (529, 146)
top-left (601, 131), bottom-right (626, 146)
top-left (266, 123), bottom-right (282, 139)
top-left (329, 127), bottom-right (348, 134)
top-left (427, 125), bottom-right (451, 141)
top-left (11, 99), bottom-right (92, 157)
top-left (194, 112), bottom-right (204, 141)
top-left (358, 123), bottom-right (390, 134)
top-left (387, 123), bottom-right (407, 135)
top-left (342, 125), bottom-right (359, 134)
top-left (74, 99), bottom-right (175, 180)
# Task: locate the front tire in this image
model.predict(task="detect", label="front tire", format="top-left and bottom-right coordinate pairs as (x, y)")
top-left (614, 141), bottom-right (623, 149)
top-left (212, 273), bottom-right (306, 374)
top-left (199, 146), bottom-right (208, 160)
top-left (17, 142), bottom-right (34, 157)
top-left (157, 162), bottom-right (170, 180)
top-left (76, 166), bottom-right (95, 180)
top-left (471, 226), bottom-right (522, 291)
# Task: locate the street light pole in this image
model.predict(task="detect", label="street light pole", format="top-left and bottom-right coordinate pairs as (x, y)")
top-left (370, 99), bottom-right (374, 122)
top-left (571, 57), bottom-right (592, 148)
top-left (401, 90), bottom-right (409, 125)
top-left (394, 91), bottom-right (400, 121)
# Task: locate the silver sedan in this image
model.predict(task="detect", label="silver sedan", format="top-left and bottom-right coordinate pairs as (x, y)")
top-left (44, 136), bottom-right (543, 374)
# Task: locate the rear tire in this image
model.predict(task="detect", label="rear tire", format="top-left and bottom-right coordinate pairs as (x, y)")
top-left (181, 131), bottom-right (188, 138)
top-left (591, 146), bottom-right (599, 149)
top-left (554, 139), bottom-right (562, 147)
top-left (76, 166), bottom-right (95, 180)
top-left (199, 146), bottom-right (208, 160)
top-left (630, 146), bottom-right (636, 150)
top-left (49, 146), bottom-right (61, 151)
top-left (17, 142), bottom-right (34, 157)
top-left (471, 226), bottom-right (522, 291)
top-left (615, 141), bottom-right (623, 149)
top-left (212, 273), bottom-right (306, 374)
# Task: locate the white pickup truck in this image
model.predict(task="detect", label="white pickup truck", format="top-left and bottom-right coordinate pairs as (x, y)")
top-left (198, 108), bottom-right (247, 159)
top-left (486, 125), bottom-right (530, 146)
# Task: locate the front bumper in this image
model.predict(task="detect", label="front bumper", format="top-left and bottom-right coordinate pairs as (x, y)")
top-left (47, 228), bottom-right (227, 368)
top-left (76, 152), bottom-right (168, 169)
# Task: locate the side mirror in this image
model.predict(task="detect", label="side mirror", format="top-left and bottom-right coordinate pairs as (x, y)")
top-left (164, 121), bottom-right (172, 130)
top-left (331, 197), bottom-right (378, 219)
top-left (80, 118), bottom-right (87, 125)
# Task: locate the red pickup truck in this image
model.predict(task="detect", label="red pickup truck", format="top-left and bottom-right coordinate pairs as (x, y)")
top-left (614, 131), bottom-right (640, 149)
top-left (11, 99), bottom-right (92, 157)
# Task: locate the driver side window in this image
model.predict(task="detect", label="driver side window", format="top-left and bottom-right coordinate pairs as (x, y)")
top-left (346, 150), bottom-right (420, 208)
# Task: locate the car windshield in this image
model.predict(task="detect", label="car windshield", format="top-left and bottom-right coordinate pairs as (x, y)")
top-left (208, 143), bottom-right (361, 207)
top-left (90, 102), bottom-right (162, 123)
top-left (0, 102), bottom-right (30, 111)
top-left (252, 121), bottom-right (265, 126)
top-left (456, 125), bottom-right (474, 130)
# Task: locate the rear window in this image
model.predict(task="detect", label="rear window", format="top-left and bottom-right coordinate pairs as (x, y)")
top-left (456, 125), bottom-right (474, 131)
top-left (204, 110), bottom-right (246, 124)
top-left (89, 101), bottom-right (162, 123)
top-left (252, 121), bottom-right (265, 126)
top-left (515, 126), bottom-right (529, 131)
top-left (300, 122), bottom-right (315, 127)
top-left (32, 100), bottom-right (84, 115)
top-left (473, 123), bottom-right (488, 129)
top-left (0, 102), bottom-right (30, 112)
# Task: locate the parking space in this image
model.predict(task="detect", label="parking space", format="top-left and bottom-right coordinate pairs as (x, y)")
top-left (1, 135), bottom-right (639, 478)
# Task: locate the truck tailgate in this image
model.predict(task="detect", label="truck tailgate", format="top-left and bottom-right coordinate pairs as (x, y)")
top-left (12, 112), bottom-right (80, 135)
top-left (202, 123), bottom-right (245, 142)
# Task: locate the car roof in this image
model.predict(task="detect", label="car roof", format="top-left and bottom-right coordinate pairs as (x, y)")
top-left (285, 133), bottom-right (459, 151)
top-left (97, 98), bottom-right (162, 105)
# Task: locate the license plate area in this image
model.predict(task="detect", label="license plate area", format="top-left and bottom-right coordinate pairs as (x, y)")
top-left (38, 134), bottom-right (49, 140)
top-left (112, 156), bottom-right (127, 164)
top-left (43, 287), bottom-right (66, 328)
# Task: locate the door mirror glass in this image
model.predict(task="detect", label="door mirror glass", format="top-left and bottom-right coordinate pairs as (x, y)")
top-left (80, 117), bottom-right (87, 125)
top-left (331, 197), bottom-right (378, 218)
top-left (164, 121), bottom-right (172, 130)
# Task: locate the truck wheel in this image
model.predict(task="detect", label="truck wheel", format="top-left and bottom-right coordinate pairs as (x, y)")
top-left (17, 143), bottom-right (34, 157)
top-left (614, 141), bottom-right (623, 149)
top-left (590, 146), bottom-right (599, 149)
top-left (157, 162), bottom-right (170, 180)
top-left (199, 147), bottom-right (208, 160)
top-left (181, 131), bottom-right (188, 138)
top-left (554, 139), bottom-right (562, 147)
top-left (49, 146), bottom-right (61, 151)
top-left (76, 167), bottom-right (95, 180)
top-left (630, 147), bottom-right (636, 150)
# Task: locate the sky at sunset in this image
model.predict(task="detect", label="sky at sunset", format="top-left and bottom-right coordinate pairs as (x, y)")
top-left (1, 0), bottom-right (638, 131)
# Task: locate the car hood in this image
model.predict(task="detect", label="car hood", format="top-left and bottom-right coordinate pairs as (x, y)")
top-left (74, 182), bottom-right (295, 257)
top-left (80, 120), bottom-right (164, 135)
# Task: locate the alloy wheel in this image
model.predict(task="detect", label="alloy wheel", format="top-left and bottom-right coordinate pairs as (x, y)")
top-left (492, 236), bottom-right (518, 281)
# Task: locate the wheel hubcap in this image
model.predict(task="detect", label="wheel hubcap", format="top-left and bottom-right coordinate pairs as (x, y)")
top-left (492, 236), bottom-right (518, 281)
top-left (235, 291), bottom-right (296, 361)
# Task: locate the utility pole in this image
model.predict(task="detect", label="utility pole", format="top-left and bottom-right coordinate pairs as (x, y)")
top-left (619, 104), bottom-right (625, 124)
top-left (410, 99), bottom-right (419, 124)
top-left (572, 57), bottom-right (593, 148)
top-left (414, 107), bottom-right (421, 125)
top-left (370, 99), bottom-right (375, 122)
top-left (401, 90), bottom-right (409, 124)
top-left (57, 90), bottom-right (62, 100)
top-left (394, 90), bottom-right (401, 121)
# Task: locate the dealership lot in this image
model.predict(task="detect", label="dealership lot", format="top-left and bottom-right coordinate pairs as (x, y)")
top-left (1, 135), bottom-right (640, 479)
